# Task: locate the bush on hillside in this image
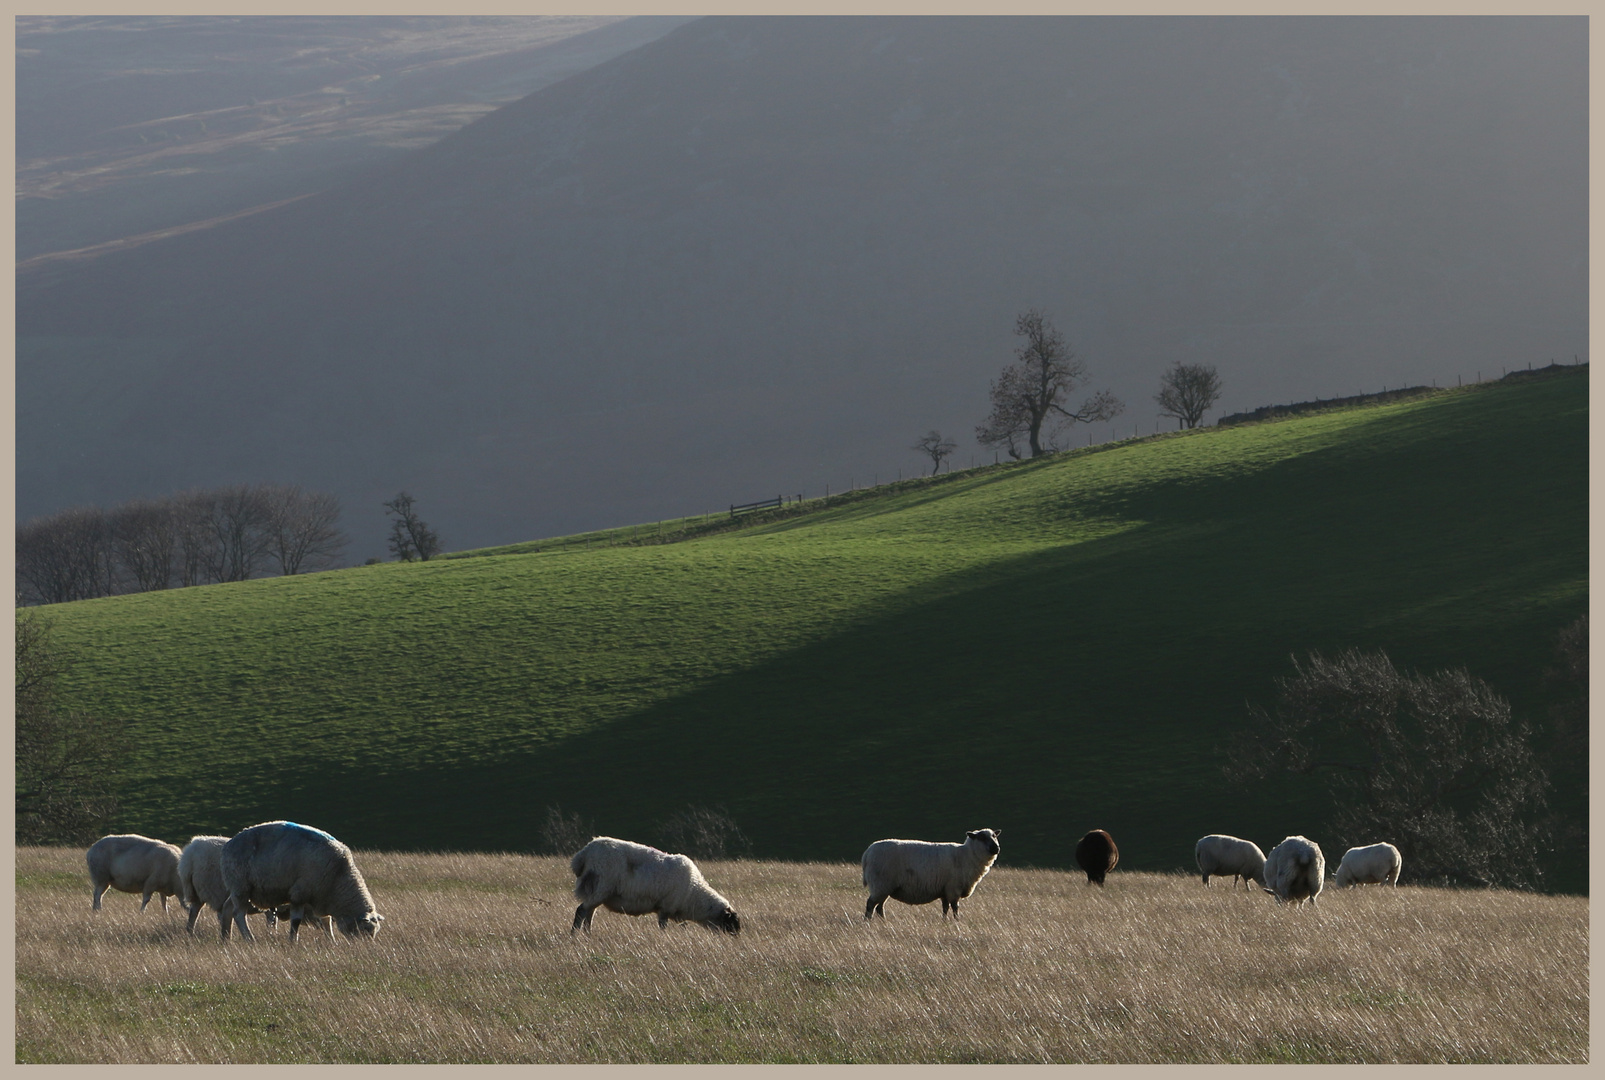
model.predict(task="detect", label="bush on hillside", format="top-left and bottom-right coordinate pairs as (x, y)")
top-left (538, 805), bottom-right (595, 857)
top-left (657, 805), bottom-right (752, 861)
top-left (16, 611), bottom-right (128, 844)
top-left (1235, 648), bottom-right (1549, 890)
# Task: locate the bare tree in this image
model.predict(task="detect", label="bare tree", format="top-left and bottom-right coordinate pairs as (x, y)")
top-left (539, 805), bottom-right (595, 856)
top-left (1155, 361), bottom-right (1224, 429)
top-left (16, 506), bottom-right (116, 605)
top-left (110, 498), bottom-right (178, 593)
top-left (172, 489), bottom-right (220, 588)
top-left (911, 430), bottom-right (958, 476)
top-left (263, 485), bottom-right (348, 575)
top-left (203, 484), bottom-right (274, 582)
top-left (976, 309), bottom-right (1123, 459)
top-left (1234, 649), bottom-right (1549, 889)
top-left (384, 491), bottom-right (442, 561)
top-left (16, 610), bottom-right (128, 843)
top-left (657, 805), bottom-right (752, 861)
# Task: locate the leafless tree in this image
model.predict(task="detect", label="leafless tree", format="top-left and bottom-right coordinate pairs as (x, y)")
top-left (203, 484), bottom-right (273, 582)
top-left (657, 805), bottom-right (752, 861)
top-left (109, 498), bottom-right (178, 593)
top-left (16, 610), bottom-right (128, 843)
top-left (1155, 361), bottom-right (1225, 429)
top-left (385, 491), bottom-right (442, 561)
top-left (172, 489), bottom-right (221, 588)
top-left (911, 430), bottom-right (958, 476)
top-left (539, 805), bottom-right (595, 856)
top-left (16, 506), bottom-right (117, 605)
top-left (262, 485), bottom-right (348, 575)
top-left (1233, 648), bottom-right (1549, 889)
top-left (976, 309), bottom-right (1123, 459)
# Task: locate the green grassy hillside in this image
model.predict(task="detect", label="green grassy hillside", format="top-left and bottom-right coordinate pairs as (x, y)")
top-left (42, 369), bottom-right (1588, 888)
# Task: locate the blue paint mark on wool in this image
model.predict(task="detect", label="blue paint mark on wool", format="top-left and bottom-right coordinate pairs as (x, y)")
top-left (282, 821), bottom-right (335, 841)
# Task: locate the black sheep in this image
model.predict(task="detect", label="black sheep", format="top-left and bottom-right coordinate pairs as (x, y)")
top-left (1075, 829), bottom-right (1119, 886)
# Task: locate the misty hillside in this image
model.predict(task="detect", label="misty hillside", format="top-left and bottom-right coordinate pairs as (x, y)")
top-left (15, 16), bottom-right (693, 260)
top-left (18, 16), bottom-right (1586, 556)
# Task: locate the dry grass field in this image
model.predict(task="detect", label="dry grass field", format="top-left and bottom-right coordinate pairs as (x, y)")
top-left (15, 846), bottom-right (1587, 1063)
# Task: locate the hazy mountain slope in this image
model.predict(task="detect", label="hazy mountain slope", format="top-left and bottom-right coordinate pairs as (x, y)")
top-left (18, 17), bottom-right (1585, 555)
top-left (41, 372), bottom-right (1588, 890)
top-left (16, 16), bottom-right (694, 259)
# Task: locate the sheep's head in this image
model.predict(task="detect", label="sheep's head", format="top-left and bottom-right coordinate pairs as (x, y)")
top-left (708, 907), bottom-right (741, 936)
top-left (339, 911), bottom-right (385, 939)
top-left (966, 829), bottom-right (1001, 857)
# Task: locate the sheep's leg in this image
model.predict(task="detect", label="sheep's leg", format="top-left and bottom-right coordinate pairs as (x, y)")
top-left (657, 913), bottom-right (670, 931)
top-left (288, 906), bottom-right (306, 942)
top-left (227, 894), bottom-right (256, 942)
top-left (140, 889), bottom-right (154, 912)
top-left (92, 881), bottom-right (108, 911)
top-left (186, 901), bottom-right (203, 935)
top-left (865, 894), bottom-right (888, 920)
top-left (320, 916), bottom-right (335, 940)
top-left (572, 903), bottom-right (595, 934)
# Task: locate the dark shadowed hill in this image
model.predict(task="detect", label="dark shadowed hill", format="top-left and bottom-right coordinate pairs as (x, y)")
top-left (17, 16), bottom-right (1586, 556)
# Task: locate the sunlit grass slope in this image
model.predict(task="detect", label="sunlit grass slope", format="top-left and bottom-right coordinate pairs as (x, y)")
top-left (45, 370), bottom-right (1587, 886)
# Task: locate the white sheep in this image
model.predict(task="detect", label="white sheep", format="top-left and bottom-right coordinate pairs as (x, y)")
top-left (1262, 835), bottom-right (1325, 906)
top-left (221, 821), bottom-right (384, 942)
top-left (1194, 834), bottom-right (1267, 890)
top-left (177, 835), bottom-right (302, 939)
top-left (861, 828), bottom-right (1000, 920)
top-left (86, 833), bottom-right (185, 914)
top-left (570, 836), bottom-right (741, 935)
top-left (1333, 842), bottom-right (1403, 888)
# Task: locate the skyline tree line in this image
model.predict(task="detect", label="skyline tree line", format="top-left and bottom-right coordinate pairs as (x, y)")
top-left (16, 483), bottom-right (348, 605)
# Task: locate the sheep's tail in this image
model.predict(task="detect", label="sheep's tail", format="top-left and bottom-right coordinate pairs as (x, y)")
top-left (569, 847), bottom-right (588, 879)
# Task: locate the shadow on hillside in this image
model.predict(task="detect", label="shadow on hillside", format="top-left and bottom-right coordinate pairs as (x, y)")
top-left (168, 374), bottom-right (1587, 891)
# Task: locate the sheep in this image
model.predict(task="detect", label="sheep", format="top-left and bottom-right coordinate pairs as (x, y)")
top-left (1075, 829), bottom-right (1119, 886)
top-left (177, 835), bottom-right (302, 939)
top-left (86, 833), bottom-right (185, 914)
top-left (1333, 842), bottom-right (1403, 888)
top-left (221, 821), bottom-right (384, 942)
top-left (861, 828), bottom-right (1000, 920)
top-left (570, 836), bottom-right (741, 935)
top-left (1262, 835), bottom-right (1325, 906)
top-left (1194, 834), bottom-right (1267, 890)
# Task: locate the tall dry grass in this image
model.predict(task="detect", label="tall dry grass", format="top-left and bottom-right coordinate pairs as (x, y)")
top-left (15, 846), bottom-right (1587, 1063)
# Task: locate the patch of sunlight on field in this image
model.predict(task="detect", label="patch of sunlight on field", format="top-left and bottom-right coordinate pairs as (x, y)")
top-left (15, 847), bottom-right (1588, 1064)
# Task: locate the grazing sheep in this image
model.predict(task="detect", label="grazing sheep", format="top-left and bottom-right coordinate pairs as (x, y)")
top-left (1194, 834), bottom-right (1267, 890)
top-left (1262, 835), bottom-right (1325, 906)
top-left (221, 821), bottom-right (384, 942)
top-left (1075, 829), bottom-right (1119, 886)
top-left (86, 834), bottom-right (185, 914)
top-left (177, 835), bottom-right (299, 939)
top-left (1333, 842), bottom-right (1403, 888)
top-left (570, 836), bottom-right (741, 935)
top-left (861, 828), bottom-right (1000, 920)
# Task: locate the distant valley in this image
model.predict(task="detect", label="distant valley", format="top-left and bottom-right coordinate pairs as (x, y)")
top-left (17, 17), bottom-right (1586, 556)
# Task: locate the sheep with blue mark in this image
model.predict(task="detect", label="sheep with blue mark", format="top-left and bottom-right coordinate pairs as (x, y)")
top-left (221, 821), bottom-right (383, 942)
